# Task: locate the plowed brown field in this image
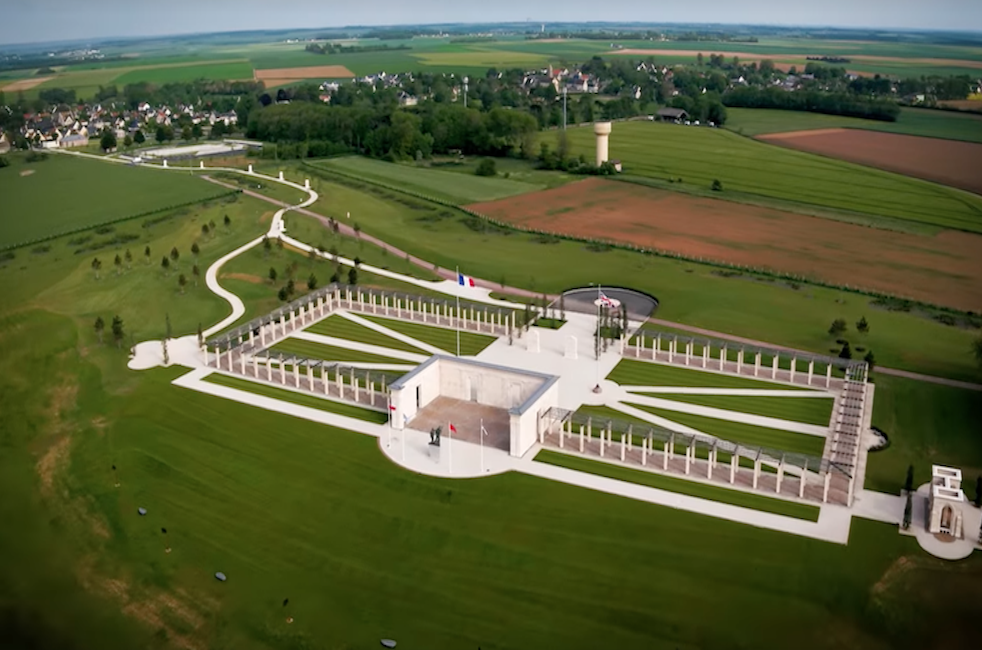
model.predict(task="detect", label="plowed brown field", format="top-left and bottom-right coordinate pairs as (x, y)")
top-left (254, 65), bottom-right (354, 82)
top-left (467, 178), bottom-right (982, 310)
top-left (758, 129), bottom-right (982, 195)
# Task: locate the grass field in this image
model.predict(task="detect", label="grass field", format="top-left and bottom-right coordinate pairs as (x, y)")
top-left (609, 358), bottom-right (816, 391)
top-left (625, 402), bottom-right (827, 457)
top-left (202, 372), bottom-right (388, 423)
top-left (561, 121), bottom-right (982, 232)
top-left (312, 157), bottom-right (545, 204)
top-left (631, 393), bottom-right (835, 426)
top-left (726, 107), bottom-right (982, 143)
top-left (305, 314), bottom-right (428, 354)
top-left (360, 314), bottom-right (498, 356)
top-left (0, 154), bottom-right (225, 248)
top-left (111, 61), bottom-right (254, 85)
top-left (271, 165), bottom-right (982, 383)
top-left (534, 450), bottom-right (820, 521)
top-left (270, 337), bottom-right (411, 364)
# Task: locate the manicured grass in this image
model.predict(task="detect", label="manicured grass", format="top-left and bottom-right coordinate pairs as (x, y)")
top-left (609, 358), bottom-right (815, 391)
top-left (306, 314), bottom-right (428, 354)
top-left (201, 371), bottom-right (388, 423)
top-left (534, 449), bottom-right (820, 521)
top-left (726, 107), bottom-right (982, 144)
top-left (630, 393), bottom-right (835, 427)
top-left (360, 314), bottom-right (497, 356)
top-left (625, 403), bottom-right (827, 457)
top-left (562, 121), bottom-right (982, 232)
top-left (313, 156), bottom-right (544, 204)
top-left (268, 164), bottom-right (982, 383)
top-left (270, 337), bottom-right (411, 365)
top-left (867, 375), bottom-right (982, 495)
top-left (0, 153), bottom-right (226, 248)
top-left (532, 317), bottom-right (566, 329)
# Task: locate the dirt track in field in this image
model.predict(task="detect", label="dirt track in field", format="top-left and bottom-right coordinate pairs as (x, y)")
top-left (467, 178), bottom-right (982, 310)
top-left (254, 65), bottom-right (355, 83)
top-left (757, 129), bottom-right (982, 195)
top-left (3, 76), bottom-right (52, 91)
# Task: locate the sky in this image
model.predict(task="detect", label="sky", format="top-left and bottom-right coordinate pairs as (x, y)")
top-left (3, 0), bottom-right (981, 46)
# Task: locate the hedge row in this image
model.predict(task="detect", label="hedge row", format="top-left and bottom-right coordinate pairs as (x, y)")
top-left (299, 161), bottom-right (979, 322)
top-left (0, 189), bottom-right (241, 253)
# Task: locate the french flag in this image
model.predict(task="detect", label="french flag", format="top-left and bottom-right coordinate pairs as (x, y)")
top-left (457, 272), bottom-right (476, 287)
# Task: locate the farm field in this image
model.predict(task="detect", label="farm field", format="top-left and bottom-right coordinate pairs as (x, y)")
top-left (726, 107), bottom-right (982, 144)
top-left (312, 156), bottom-right (546, 204)
top-left (467, 178), bottom-right (982, 311)
top-left (558, 121), bottom-right (982, 232)
top-left (268, 167), bottom-right (981, 382)
top-left (0, 154), bottom-right (230, 249)
top-left (534, 450), bottom-right (820, 520)
top-left (757, 129), bottom-right (982, 195)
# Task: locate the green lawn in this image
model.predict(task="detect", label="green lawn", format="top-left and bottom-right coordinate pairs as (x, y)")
top-left (306, 314), bottom-right (428, 354)
top-left (534, 449), bottom-right (820, 521)
top-left (609, 358), bottom-right (816, 391)
top-left (360, 314), bottom-right (498, 356)
top-left (625, 403), bottom-right (827, 457)
top-left (562, 121), bottom-right (982, 232)
top-left (312, 156), bottom-right (545, 204)
top-left (726, 107), bottom-right (982, 144)
top-left (269, 337), bottom-right (411, 365)
top-left (201, 371), bottom-right (388, 423)
top-left (630, 393), bottom-right (835, 427)
top-left (0, 153), bottom-right (227, 248)
top-left (265, 165), bottom-right (981, 383)
top-left (867, 375), bottom-right (982, 495)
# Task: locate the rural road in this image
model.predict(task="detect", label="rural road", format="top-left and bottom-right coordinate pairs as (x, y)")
top-left (207, 176), bottom-right (982, 392)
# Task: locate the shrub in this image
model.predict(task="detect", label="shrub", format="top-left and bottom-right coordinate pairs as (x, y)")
top-left (711, 179), bottom-right (723, 191)
top-left (0, 156), bottom-right (9, 169)
top-left (838, 341), bottom-right (852, 359)
top-left (828, 318), bottom-right (847, 336)
top-left (475, 158), bottom-right (497, 176)
top-left (25, 151), bottom-right (48, 163)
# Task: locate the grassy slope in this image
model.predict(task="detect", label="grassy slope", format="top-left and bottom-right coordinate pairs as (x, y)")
top-left (269, 165), bottom-right (981, 383)
top-left (867, 375), bottom-right (982, 495)
top-left (534, 450), bottom-right (819, 521)
top-left (202, 372), bottom-right (388, 423)
top-left (631, 393), bottom-right (835, 426)
top-left (625, 403), bottom-right (827, 457)
top-left (726, 107), bottom-right (982, 143)
top-left (306, 314), bottom-right (428, 354)
top-left (609, 358), bottom-right (816, 390)
top-left (0, 154), bottom-right (224, 247)
top-left (359, 314), bottom-right (497, 356)
top-left (314, 156), bottom-right (545, 204)
top-left (561, 121), bottom-right (982, 232)
top-left (270, 337), bottom-right (411, 364)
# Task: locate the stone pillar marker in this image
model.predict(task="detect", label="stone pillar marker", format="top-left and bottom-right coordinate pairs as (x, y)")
top-left (790, 357), bottom-right (797, 384)
top-left (772, 355), bottom-right (779, 379)
top-left (776, 461), bottom-right (784, 494)
top-left (321, 367), bottom-right (328, 395)
top-left (799, 463), bottom-right (807, 499)
top-left (293, 363), bottom-right (300, 387)
top-left (808, 360), bottom-right (814, 386)
top-left (239, 352), bottom-right (246, 373)
top-left (754, 352), bottom-right (761, 377)
top-left (278, 170), bottom-right (284, 181)
top-left (720, 345), bottom-right (727, 371)
top-left (620, 434), bottom-right (626, 461)
top-left (663, 439), bottom-right (669, 470)
top-left (266, 356), bottom-right (272, 381)
top-left (248, 164), bottom-right (253, 173)
top-left (730, 453), bottom-right (737, 484)
top-left (579, 425), bottom-right (585, 452)
top-left (823, 471), bottom-right (832, 503)
top-left (307, 364), bottom-right (314, 389)
top-left (753, 459), bottom-right (761, 489)
top-left (826, 364), bottom-right (832, 388)
top-left (737, 349), bottom-right (744, 374)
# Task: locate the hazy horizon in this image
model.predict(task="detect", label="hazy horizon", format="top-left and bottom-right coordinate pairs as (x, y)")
top-left (3, 0), bottom-right (981, 47)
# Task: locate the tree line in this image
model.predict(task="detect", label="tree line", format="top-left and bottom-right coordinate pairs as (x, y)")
top-left (722, 86), bottom-right (901, 121)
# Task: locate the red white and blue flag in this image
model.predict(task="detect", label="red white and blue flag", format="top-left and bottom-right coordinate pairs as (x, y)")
top-left (457, 273), bottom-right (476, 287)
top-left (599, 291), bottom-right (614, 306)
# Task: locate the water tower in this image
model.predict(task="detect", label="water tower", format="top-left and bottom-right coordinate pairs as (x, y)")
top-left (593, 122), bottom-right (612, 167)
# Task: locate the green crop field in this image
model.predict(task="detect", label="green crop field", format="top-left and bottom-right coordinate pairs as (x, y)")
top-left (625, 402), bottom-right (827, 457)
top-left (0, 154), bottom-right (226, 248)
top-left (313, 157), bottom-right (545, 204)
top-left (270, 337), bottom-right (411, 364)
top-left (561, 121), bottom-right (982, 232)
top-left (112, 61), bottom-right (254, 85)
top-left (534, 450), bottom-right (820, 520)
top-left (609, 358), bottom-right (816, 391)
top-left (306, 314), bottom-right (428, 354)
top-left (266, 165), bottom-right (982, 383)
top-left (360, 314), bottom-right (497, 356)
top-left (726, 107), bottom-right (982, 143)
top-left (630, 392), bottom-right (835, 426)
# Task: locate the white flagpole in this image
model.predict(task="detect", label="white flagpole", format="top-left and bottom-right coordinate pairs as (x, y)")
top-left (455, 267), bottom-right (461, 357)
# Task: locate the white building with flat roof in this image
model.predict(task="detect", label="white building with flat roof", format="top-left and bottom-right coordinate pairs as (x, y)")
top-left (929, 465), bottom-right (966, 538)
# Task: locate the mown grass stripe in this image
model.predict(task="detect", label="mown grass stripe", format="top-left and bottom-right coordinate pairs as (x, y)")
top-left (608, 359), bottom-right (815, 391)
top-left (270, 338), bottom-right (410, 365)
top-left (306, 314), bottom-right (428, 354)
top-left (359, 314), bottom-right (497, 356)
top-left (629, 393), bottom-right (834, 427)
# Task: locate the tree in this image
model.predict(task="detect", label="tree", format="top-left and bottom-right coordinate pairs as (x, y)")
top-left (276, 236), bottom-right (283, 250)
top-left (208, 220), bottom-right (216, 233)
top-left (838, 341), bottom-right (852, 359)
top-left (711, 179), bottom-right (723, 192)
top-left (697, 52), bottom-right (704, 67)
top-left (211, 121), bottom-right (226, 138)
top-left (181, 125), bottom-right (192, 141)
top-left (973, 336), bottom-right (982, 369)
top-left (277, 286), bottom-right (289, 301)
top-left (286, 279), bottom-right (295, 297)
top-left (191, 123), bottom-right (203, 141)
top-left (192, 264), bottom-right (200, 286)
top-left (113, 254), bottom-right (122, 275)
top-left (91, 257), bottom-right (102, 280)
top-left (202, 223), bottom-right (210, 237)
top-left (262, 236), bottom-right (271, 257)
top-left (307, 273), bottom-right (317, 290)
top-left (353, 256), bottom-right (362, 268)
top-left (100, 128), bottom-right (117, 152)
top-left (162, 338), bottom-right (169, 365)
top-left (269, 267), bottom-right (278, 282)
top-left (124, 249), bottom-right (132, 269)
top-left (134, 130), bottom-right (145, 145)
top-left (191, 242), bottom-right (200, 259)
top-left (975, 476), bottom-right (982, 508)
top-left (856, 316), bottom-right (869, 334)
top-left (155, 125), bottom-right (172, 143)
top-left (94, 316), bottom-right (105, 344)
top-left (828, 319), bottom-right (847, 336)
top-left (161, 256), bottom-right (170, 273)
top-left (863, 350), bottom-right (875, 370)
top-left (111, 315), bottom-right (124, 349)
top-left (353, 223), bottom-right (361, 240)
top-left (144, 245), bottom-right (151, 265)
top-left (475, 158), bottom-right (497, 176)
top-left (902, 492), bottom-right (912, 530)
top-left (169, 246), bottom-right (180, 265)
top-left (178, 274), bottom-right (187, 294)
top-left (223, 214), bottom-right (231, 230)
top-left (123, 134), bottom-right (133, 148)
top-left (348, 267), bottom-right (358, 285)
top-left (905, 465), bottom-right (914, 493)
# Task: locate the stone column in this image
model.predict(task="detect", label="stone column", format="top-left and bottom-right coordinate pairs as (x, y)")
top-left (248, 329), bottom-right (254, 345)
top-left (737, 349), bottom-right (744, 374)
top-left (799, 463), bottom-right (807, 499)
top-left (335, 372), bottom-right (342, 398)
top-left (685, 341), bottom-right (692, 366)
top-left (266, 356), bottom-right (272, 381)
top-left (408, 299), bottom-right (414, 320)
top-left (684, 445), bottom-right (691, 475)
top-left (720, 345), bottom-right (726, 371)
top-left (790, 357), bottom-right (797, 384)
top-left (669, 337), bottom-right (676, 363)
top-left (307, 364), bottom-right (314, 390)
top-left (239, 352), bottom-right (246, 373)
top-left (823, 471), bottom-right (831, 503)
top-left (351, 368), bottom-right (358, 400)
top-left (707, 448), bottom-right (714, 479)
top-left (579, 425), bottom-right (585, 452)
top-left (280, 358), bottom-right (287, 385)
top-left (321, 367), bottom-right (328, 395)
top-left (620, 434), bottom-right (626, 461)
top-left (772, 355), bottom-right (779, 380)
top-left (730, 453), bottom-right (737, 484)
top-left (776, 461), bottom-right (784, 494)
top-left (702, 345), bottom-right (708, 368)
top-left (599, 425), bottom-right (605, 457)
top-left (293, 363), bottom-right (300, 387)
top-left (826, 364), bottom-right (832, 388)
top-left (641, 437), bottom-right (648, 466)
top-left (663, 439), bottom-right (669, 470)
top-left (753, 459), bottom-right (760, 489)
top-left (807, 360), bottom-right (814, 386)
top-left (754, 352), bottom-right (761, 377)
